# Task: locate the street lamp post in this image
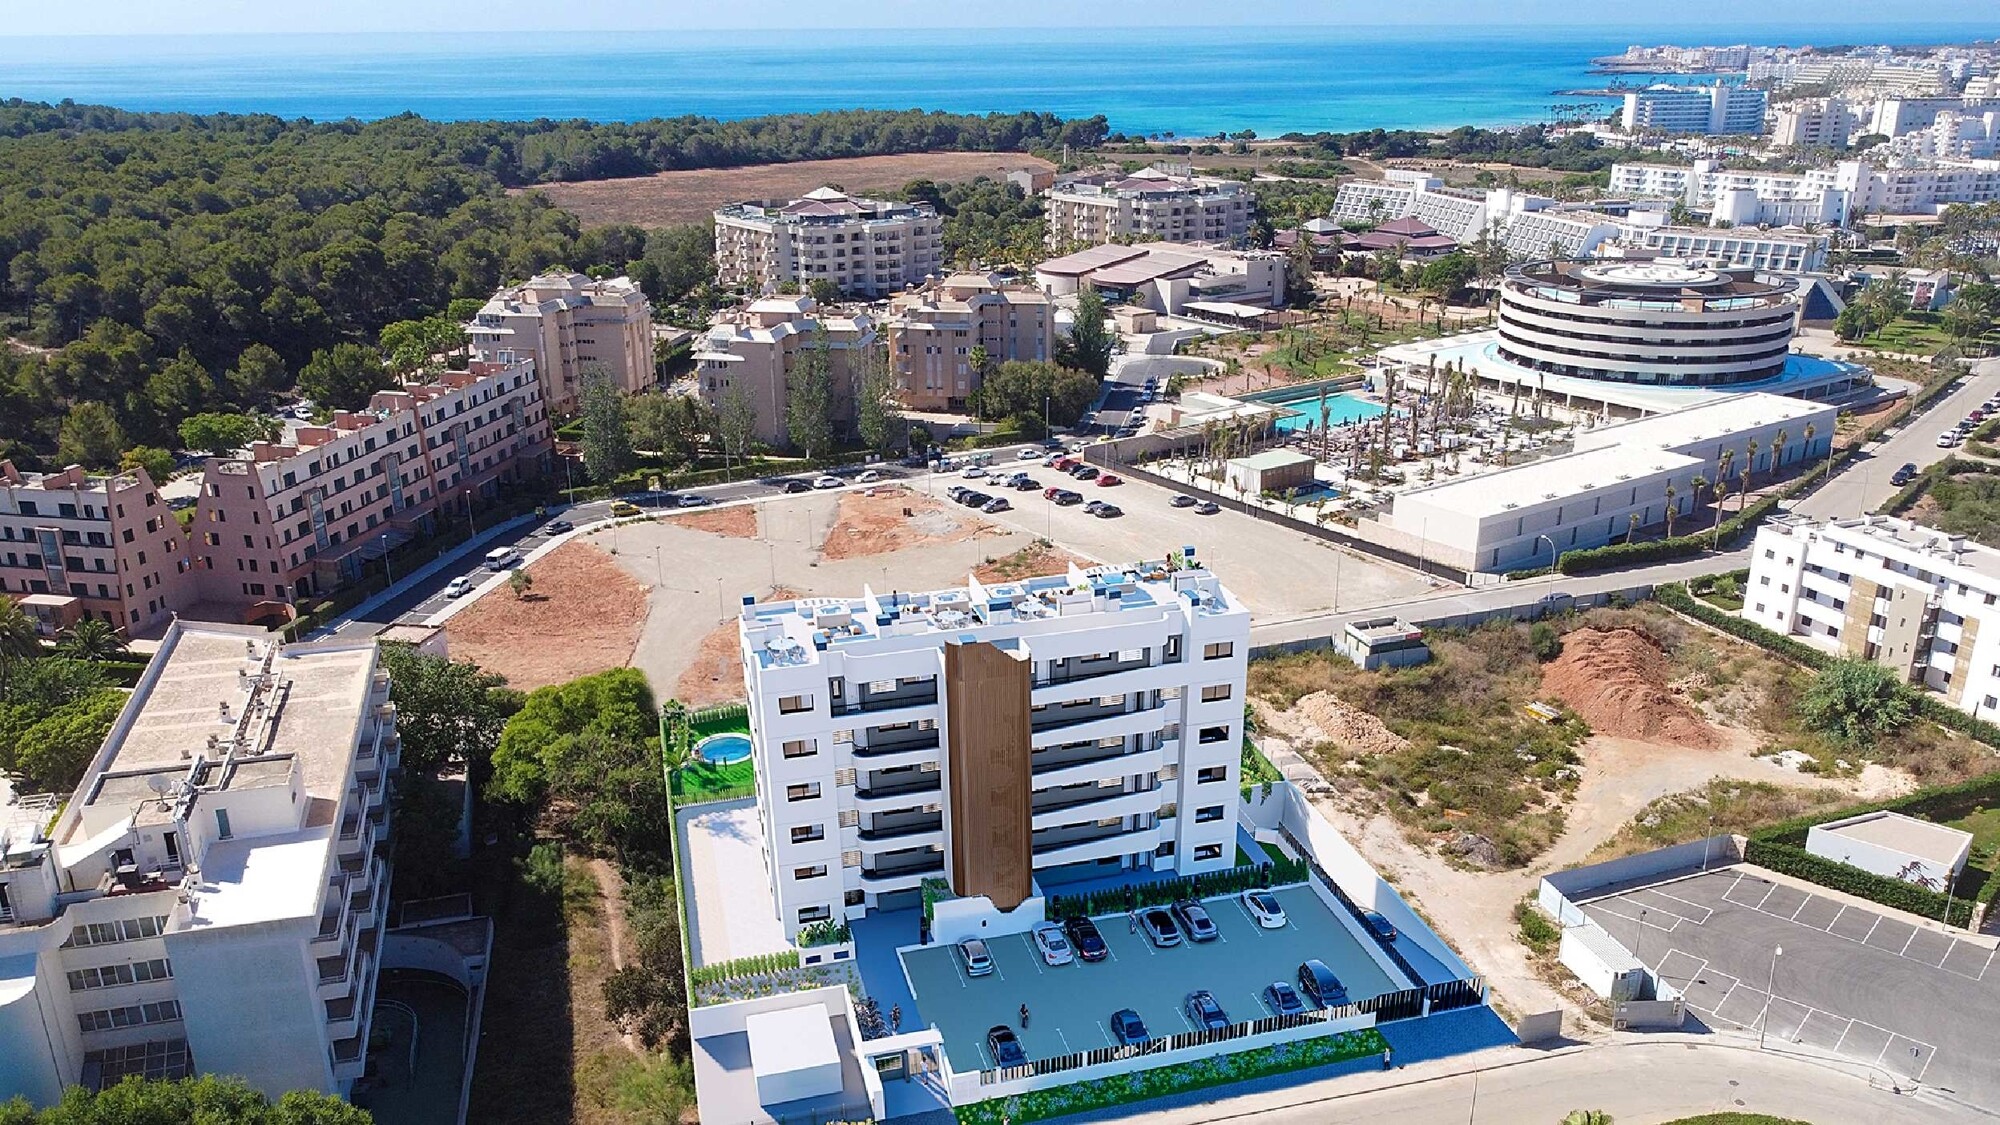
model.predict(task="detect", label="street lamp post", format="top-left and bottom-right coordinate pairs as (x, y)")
top-left (1535, 533), bottom-right (1558, 577)
top-left (381, 532), bottom-right (394, 588)
top-left (465, 490), bottom-right (477, 539)
top-left (1758, 945), bottom-right (1783, 1049)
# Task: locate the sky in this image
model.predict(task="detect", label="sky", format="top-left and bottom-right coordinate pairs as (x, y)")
top-left (2, 0), bottom-right (1993, 36)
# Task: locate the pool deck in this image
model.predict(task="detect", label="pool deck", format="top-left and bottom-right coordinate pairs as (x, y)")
top-left (902, 884), bottom-right (1398, 1073)
top-left (676, 798), bottom-right (790, 967)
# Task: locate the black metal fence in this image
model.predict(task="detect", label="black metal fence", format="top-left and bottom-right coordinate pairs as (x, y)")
top-left (1278, 826), bottom-right (1428, 988)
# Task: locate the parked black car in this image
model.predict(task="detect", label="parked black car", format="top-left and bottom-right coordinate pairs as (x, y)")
top-left (1184, 990), bottom-right (1229, 1031)
top-left (781, 479), bottom-right (813, 493)
top-left (1110, 1008), bottom-right (1150, 1045)
top-left (1063, 916), bottom-right (1108, 962)
top-left (987, 1025), bottom-right (1027, 1067)
top-left (1360, 910), bottom-right (1398, 941)
top-left (1297, 959), bottom-right (1349, 1007)
top-left (1092, 503), bottom-right (1123, 518)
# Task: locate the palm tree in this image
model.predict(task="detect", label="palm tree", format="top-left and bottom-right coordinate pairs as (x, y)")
top-left (1802, 421), bottom-right (1820, 478)
top-left (1689, 473), bottom-right (1708, 528)
top-left (1771, 428), bottom-right (1789, 477)
top-left (0, 597), bottom-right (39, 697)
top-left (1664, 483), bottom-right (1679, 538)
top-left (1741, 438), bottom-right (1761, 515)
top-left (56, 618), bottom-right (126, 661)
top-left (1710, 473), bottom-right (1731, 549)
top-left (1628, 511), bottom-right (1642, 544)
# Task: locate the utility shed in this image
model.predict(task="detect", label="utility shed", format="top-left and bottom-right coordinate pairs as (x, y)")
top-left (1224, 449), bottom-right (1316, 497)
top-left (745, 1004), bottom-right (843, 1106)
top-left (1806, 810), bottom-right (1972, 890)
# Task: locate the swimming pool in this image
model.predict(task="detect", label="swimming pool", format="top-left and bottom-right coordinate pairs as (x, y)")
top-left (693, 733), bottom-right (752, 765)
top-left (1261, 389), bottom-right (1386, 434)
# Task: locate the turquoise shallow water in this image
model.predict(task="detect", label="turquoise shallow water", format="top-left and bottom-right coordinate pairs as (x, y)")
top-left (2, 23), bottom-right (1989, 135)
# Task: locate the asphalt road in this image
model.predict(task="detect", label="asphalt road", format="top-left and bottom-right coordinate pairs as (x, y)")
top-left (1796, 355), bottom-right (2000, 521)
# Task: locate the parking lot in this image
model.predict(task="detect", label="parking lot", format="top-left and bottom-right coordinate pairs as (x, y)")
top-left (901, 885), bottom-right (1401, 1073)
top-left (1579, 866), bottom-right (2000, 1102)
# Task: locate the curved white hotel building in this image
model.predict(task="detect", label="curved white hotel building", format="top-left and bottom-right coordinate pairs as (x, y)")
top-left (1496, 260), bottom-right (1799, 388)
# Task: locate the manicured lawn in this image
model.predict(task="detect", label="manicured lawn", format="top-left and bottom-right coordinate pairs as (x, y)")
top-left (1662, 1115), bottom-right (1812, 1125)
top-left (952, 1028), bottom-right (1387, 1125)
top-left (1260, 840), bottom-right (1289, 866)
top-left (669, 758), bottom-right (754, 804)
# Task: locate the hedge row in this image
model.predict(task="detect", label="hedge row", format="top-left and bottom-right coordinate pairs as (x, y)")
top-left (1744, 839), bottom-right (1975, 927)
top-left (1042, 857), bottom-right (1308, 920)
top-left (1554, 493), bottom-right (1784, 575)
top-left (689, 949), bottom-right (798, 986)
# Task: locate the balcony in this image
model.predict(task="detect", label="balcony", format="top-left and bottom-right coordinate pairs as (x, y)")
top-left (1033, 822), bottom-right (1163, 869)
top-left (853, 768), bottom-right (940, 808)
top-left (1036, 654), bottom-right (1153, 691)
top-left (832, 685), bottom-right (940, 721)
top-left (1033, 786), bottom-right (1164, 833)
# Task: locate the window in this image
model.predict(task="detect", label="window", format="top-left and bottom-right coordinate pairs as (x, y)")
top-left (1192, 843), bottom-right (1223, 862)
top-left (786, 782), bottom-right (822, 802)
top-left (67, 917), bottom-right (165, 947)
top-left (782, 739), bottom-right (815, 759)
top-left (214, 808), bottom-right (232, 839)
top-left (1202, 642), bottom-right (1234, 660)
top-left (66, 959), bottom-right (171, 992)
top-left (779, 694), bottom-right (812, 714)
top-left (794, 864), bottom-right (828, 880)
top-left (1196, 766), bottom-right (1227, 784)
top-left (1198, 725), bottom-right (1229, 745)
top-left (1194, 805), bottom-right (1225, 823)
top-left (798, 905), bottom-right (832, 924)
top-left (1199, 684), bottom-right (1232, 703)
top-left (791, 824), bottom-right (825, 844)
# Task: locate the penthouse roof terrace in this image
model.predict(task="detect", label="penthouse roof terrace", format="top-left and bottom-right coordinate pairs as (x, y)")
top-left (741, 556), bottom-right (1239, 669)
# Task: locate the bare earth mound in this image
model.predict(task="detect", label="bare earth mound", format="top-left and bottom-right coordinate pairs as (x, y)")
top-left (1541, 628), bottom-right (1721, 748)
top-left (820, 486), bottom-right (999, 561)
top-left (522, 152), bottom-right (1056, 227)
top-left (445, 540), bottom-right (646, 691)
top-left (1295, 691), bottom-right (1411, 756)
top-left (668, 505), bottom-right (758, 538)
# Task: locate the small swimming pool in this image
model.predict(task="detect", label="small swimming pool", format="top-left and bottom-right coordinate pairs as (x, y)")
top-left (1262, 389), bottom-right (1386, 434)
top-left (694, 733), bottom-right (752, 766)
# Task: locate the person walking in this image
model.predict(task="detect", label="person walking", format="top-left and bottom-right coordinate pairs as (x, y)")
top-left (1019, 1003), bottom-right (1030, 1028)
top-left (1128, 909), bottom-right (1138, 934)
top-left (890, 1004), bottom-right (902, 1034)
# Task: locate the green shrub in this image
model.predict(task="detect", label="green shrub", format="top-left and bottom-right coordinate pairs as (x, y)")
top-left (1515, 899), bottom-right (1560, 955)
top-left (1799, 659), bottom-right (1915, 745)
top-left (1744, 839), bottom-right (1973, 927)
top-left (1529, 621), bottom-right (1563, 662)
top-left (1042, 857), bottom-right (1307, 920)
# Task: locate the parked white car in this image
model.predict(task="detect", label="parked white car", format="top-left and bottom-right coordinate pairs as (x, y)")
top-left (1938, 431), bottom-right (1962, 448)
top-left (1241, 888), bottom-right (1288, 929)
top-left (1029, 922), bottom-right (1075, 967)
top-left (445, 576), bottom-right (475, 598)
top-left (856, 469), bottom-right (882, 483)
top-left (961, 465), bottom-right (987, 479)
top-left (812, 475), bottom-right (843, 489)
top-left (958, 937), bottom-right (995, 977)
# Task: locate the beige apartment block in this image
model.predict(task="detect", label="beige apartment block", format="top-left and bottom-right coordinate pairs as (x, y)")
top-left (883, 272), bottom-right (1053, 413)
top-left (466, 273), bottom-right (653, 415)
top-left (1043, 165), bottom-right (1253, 249)
top-left (190, 360), bottom-right (551, 618)
top-left (694, 296), bottom-right (879, 448)
top-left (713, 188), bottom-right (944, 298)
top-left (0, 463), bottom-right (196, 637)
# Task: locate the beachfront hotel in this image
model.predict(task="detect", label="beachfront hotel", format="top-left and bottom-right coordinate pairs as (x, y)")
top-left (0, 621), bottom-right (398, 1104)
top-left (465, 272), bottom-right (655, 414)
top-left (713, 188), bottom-right (944, 299)
top-left (1042, 164), bottom-right (1253, 249)
top-left (1619, 82), bottom-right (1768, 135)
top-left (735, 557), bottom-right (1250, 937)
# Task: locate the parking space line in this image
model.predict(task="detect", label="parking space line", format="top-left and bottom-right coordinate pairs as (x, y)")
top-left (1827, 903), bottom-right (1846, 932)
top-left (1056, 1028), bottom-right (1072, 1053)
top-left (1900, 927), bottom-right (1919, 956)
top-left (1833, 1019), bottom-right (1854, 1052)
top-left (1789, 895), bottom-right (1812, 921)
top-left (1639, 888), bottom-right (1714, 923)
top-left (1753, 883), bottom-right (1777, 910)
top-left (1587, 902), bottom-right (1680, 932)
top-left (1863, 915), bottom-right (1881, 943)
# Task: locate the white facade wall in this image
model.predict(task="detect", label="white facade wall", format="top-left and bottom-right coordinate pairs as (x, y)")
top-left (739, 566), bottom-right (1250, 940)
top-left (1622, 84), bottom-right (1768, 135)
top-left (1804, 822), bottom-right (1964, 889)
top-left (1744, 515), bottom-right (2000, 717)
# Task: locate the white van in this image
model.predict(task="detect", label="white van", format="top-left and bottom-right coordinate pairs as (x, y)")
top-left (482, 547), bottom-right (518, 571)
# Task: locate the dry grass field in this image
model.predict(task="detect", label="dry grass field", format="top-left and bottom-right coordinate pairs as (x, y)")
top-left (523, 152), bottom-right (1056, 227)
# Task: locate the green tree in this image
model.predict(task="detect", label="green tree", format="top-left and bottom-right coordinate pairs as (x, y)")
top-left (0, 598), bottom-right (41, 700)
top-left (13, 689), bottom-right (125, 791)
top-left (55, 402), bottom-right (127, 468)
top-left (627, 393), bottom-right (705, 470)
top-left (784, 330), bottom-right (837, 460)
top-left (298, 343), bottom-right (390, 411)
top-left (852, 344), bottom-right (904, 453)
top-left (376, 643), bottom-right (519, 777)
top-left (379, 315), bottom-right (469, 376)
top-left (577, 366), bottom-right (636, 483)
top-left (1800, 659), bottom-right (1914, 746)
top-left (971, 360), bottom-right (1100, 427)
top-left (716, 383), bottom-right (758, 468)
top-left (119, 445), bottom-right (176, 484)
top-left (226, 342), bottom-right (290, 400)
top-left (179, 412), bottom-right (278, 456)
top-left (6, 1074), bottom-right (371, 1123)
top-left (489, 668), bottom-right (668, 854)
top-left (1063, 283), bottom-right (1115, 377)
top-left (1284, 226), bottom-right (1321, 305)
top-left (55, 619), bottom-right (126, 662)
top-left (807, 279), bottom-right (841, 305)
top-left (509, 568), bottom-right (533, 599)
top-left (490, 667), bottom-right (657, 806)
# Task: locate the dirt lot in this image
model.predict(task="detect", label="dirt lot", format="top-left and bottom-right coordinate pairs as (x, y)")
top-left (973, 541), bottom-right (1097, 584)
top-left (667, 506), bottom-right (758, 538)
top-left (675, 587), bottom-right (798, 708)
top-left (523, 152), bottom-right (1056, 227)
top-left (820, 485), bottom-right (1006, 561)
top-left (445, 541), bottom-right (647, 690)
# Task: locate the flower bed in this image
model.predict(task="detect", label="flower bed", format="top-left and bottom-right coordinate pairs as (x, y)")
top-left (954, 1028), bottom-right (1388, 1125)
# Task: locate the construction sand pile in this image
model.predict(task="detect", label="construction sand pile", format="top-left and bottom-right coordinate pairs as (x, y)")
top-left (1540, 628), bottom-right (1721, 749)
top-left (1295, 691), bottom-right (1411, 756)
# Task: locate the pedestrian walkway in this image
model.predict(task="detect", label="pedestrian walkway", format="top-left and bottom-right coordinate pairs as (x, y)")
top-left (1378, 1004), bottom-right (1518, 1066)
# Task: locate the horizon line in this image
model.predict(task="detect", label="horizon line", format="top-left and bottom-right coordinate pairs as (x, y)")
top-left (3, 21), bottom-right (1993, 39)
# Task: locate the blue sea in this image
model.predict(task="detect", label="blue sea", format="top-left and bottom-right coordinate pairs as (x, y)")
top-left (0, 23), bottom-right (1993, 135)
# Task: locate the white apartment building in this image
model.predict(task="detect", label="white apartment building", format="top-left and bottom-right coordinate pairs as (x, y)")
top-left (0, 621), bottom-right (397, 1104)
top-left (1609, 157), bottom-right (2000, 221)
top-left (736, 557), bottom-right (1250, 936)
top-left (466, 273), bottom-right (653, 415)
top-left (1612, 224), bottom-right (1830, 273)
top-left (1772, 99), bottom-right (1859, 149)
top-left (1621, 83), bottom-right (1768, 135)
top-left (0, 463), bottom-right (196, 637)
top-left (1384, 393), bottom-right (1834, 572)
top-left (1744, 514), bottom-right (2000, 717)
top-left (713, 188), bottom-right (943, 299)
top-left (1866, 96), bottom-right (1972, 139)
top-left (1043, 166), bottom-right (1252, 249)
top-left (1886, 109), bottom-right (2000, 161)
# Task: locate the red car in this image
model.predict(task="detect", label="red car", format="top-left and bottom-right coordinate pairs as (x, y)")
top-left (1053, 456), bottom-right (1080, 472)
top-left (1097, 474), bottom-right (1122, 486)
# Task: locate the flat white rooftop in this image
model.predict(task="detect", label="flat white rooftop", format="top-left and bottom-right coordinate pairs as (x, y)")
top-left (1817, 811), bottom-right (1974, 868)
top-left (1398, 445), bottom-right (1701, 518)
top-left (174, 828), bottom-right (331, 931)
top-left (1781, 514), bottom-right (2000, 585)
top-left (1575, 392), bottom-right (1832, 453)
top-left (677, 801), bottom-right (789, 969)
